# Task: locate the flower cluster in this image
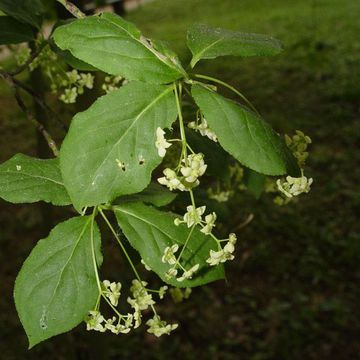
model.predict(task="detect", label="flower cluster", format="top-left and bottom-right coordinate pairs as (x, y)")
top-left (276, 175), bottom-right (313, 198)
top-left (162, 243), bottom-right (200, 282)
top-left (206, 233), bottom-right (237, 266)
top-left (85, 279), bottom-right (134, 334)
top-left (188, 117), bottom-right (218, 142)
top-left (127, 279), bottom-right (155, 311)
top-left (102, 280), bottom-right (121, 306)
top-left (146, 315), bottom-right (178, 337)
top-left (180, 153), bottom-right (207, 185)
top-left (57, 70), bottom-right (94, 104)
top-left (85, 278), bottom-right (175, 337)
top-left (102, 75), bottom-right (126, 93)
top-left (174, 205), bottom-right (217, 236)
top-left (86, 310), bottom-right (134, 335)
top-left (285, 130), bottom-right (312, 167)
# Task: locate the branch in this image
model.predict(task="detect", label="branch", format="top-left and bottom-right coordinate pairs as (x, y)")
top-left (0, 72), bottom-right (59, 157)
top-left (12, 77), bottom-right (68, 131)
top-left (56, 0), bottom-right (86, 19)
top-left (9, 42), bottom-right (47, 76)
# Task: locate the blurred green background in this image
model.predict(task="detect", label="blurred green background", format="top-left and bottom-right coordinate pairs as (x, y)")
top-left (0, 0), bottom-right (359, 359)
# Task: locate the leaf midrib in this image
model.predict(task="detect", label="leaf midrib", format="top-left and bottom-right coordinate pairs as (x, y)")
top-left (79, 86), bottom-right (173, 205)
top-left (43, 218), bottom-right (91, 316)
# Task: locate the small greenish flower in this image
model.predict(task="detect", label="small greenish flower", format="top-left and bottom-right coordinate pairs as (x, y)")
top-left (159, 285), bottom-right (168, 299)
top-left (165, 268), bottom-right (178, 279)
top-left (285, 130), bottom-right (312, 167)
top-left (161, 244), bottom-right (179, 265)
top-left (188, 118), bottom-right (218, 142)
top-left (105, 317), bottom-right (132, 334)
top-left (85, 310), bottom-right (106, 332)
top-left (155, 127), bottom-right (172, 157)
top-left (102, 75), bottom-right (124, 93)
top-left (102, 280), bottom-right (121, 307)
top-left (183, 205), bottom-right (206, 227)
top-left (131, 302), bottom-right (142, 329)
top-left (277, 176), bottom-right (313, 198)
top-left (206, 234), bottom-right (237, 266)
top-left (158, 168), bottom-right (186, 191)
top-left (59, 87), bottom-right (77, 104)
top-left (201, 212), bottom-right (217, 235)
top-left (128, 279), bottom-right (155, 311)
top-left (177, 263), bottom-right (199, 282)
top-left (180, 153), bottom-right (207, 183)
top-left (228, 233), bottom-right (237, 244)
top-left (146, 315), bottom-right (178, 337)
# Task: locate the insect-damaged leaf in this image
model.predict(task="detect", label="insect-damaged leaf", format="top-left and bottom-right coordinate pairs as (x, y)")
top-left (60, 82), bottom-right (177, 211)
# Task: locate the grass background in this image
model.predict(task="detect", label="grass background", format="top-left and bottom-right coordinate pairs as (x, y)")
top-left (0, 0), bottom-right (359, 359)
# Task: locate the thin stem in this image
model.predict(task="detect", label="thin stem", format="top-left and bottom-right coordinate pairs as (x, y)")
top-left (12, 76), bottom-right (68, 131)
top-left (194, 74), bottom-right (260, 115)
top-left (174, 225), bottom-right (196, 268)
top-left (101, 208), bottom-right (159, 316)
top-left (90, 208), bottom-right (102, 293)
top-left (56, 0), bottom-right (86, 18)
top-left (189, 190), bottom-right (196, 209)
top-left (9, 42), bottom-right (47, 76)
top-left (99, 209), bottom-right (142, 283)
top-left (174, 82), bottom-right (188, 164)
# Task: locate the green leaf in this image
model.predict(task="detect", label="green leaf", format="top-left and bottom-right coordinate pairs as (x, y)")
top-left (60, 82), bottom-right (177, 212)
top-left (50, 41), bottom-right (97, 72)
top-left (116, 183), bottom-right (176, 207)
top-left (14, 216), bottom-right (102, 348)
top-left (187, 23), bottom-right (283, 68)
top-left (53, 12), bottom-right (186, 83)
top-left (0, 16), bottom-right (34, 44)
top-left (191, 84), bottom-right (300, 176)
top-left (0, 154), bottom-right (71, 206)
top-left (115, 202), bottom-right (225, 288)
top-left (244, 169), bottom-right (266, 199)
top-left (0, 0), bottom-right (44, 28)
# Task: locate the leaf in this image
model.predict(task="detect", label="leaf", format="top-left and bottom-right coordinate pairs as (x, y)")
top-left (50, 41), bottom-right (98, 72)
top-left (187, 23), bottom-right (283, 67)
top-left (0, 0), bottom-right (44, 28)
top-left (191, 84), bottom-right (300, 176)
top-left (115, 202), bottom-right (225, 288)
top-left (0, 16), bottom-right (34, 44)
top-left (60, 81), bottom-right (177, 212)
top-left (0, 154), bottom-right (71, 206)
top-left (244, 169), bottom-right (266, 199)
top-left (116, 183), bottom-right (176, 207)
top-left (53, 12), bottom-right (186, 84)
top-left (14, 216), bottom-right (102, 348)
